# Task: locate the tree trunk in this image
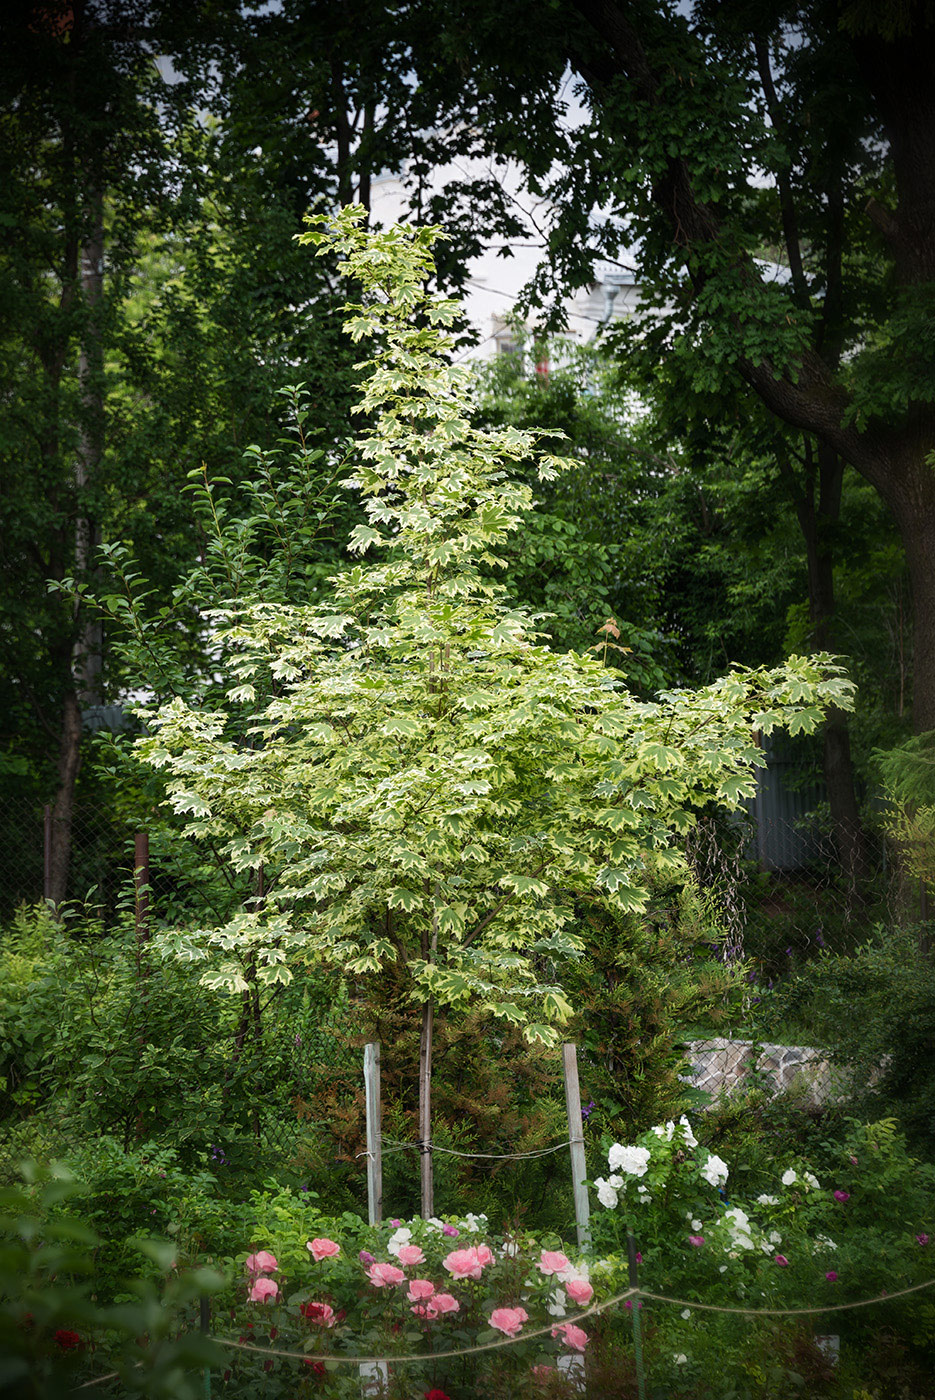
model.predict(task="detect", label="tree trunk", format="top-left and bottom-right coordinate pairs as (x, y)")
top-left (897, 478), bottom-right (935, 736)
top-left (48, 689), bottom-right (82, 909)
top-left (72, 184), bottom-right (105, 707)
top-left (418, 993), bottom-right (434, 1219)
top-left (47, 185), bottom-right (105, 905)
top-left (789, 441), bottom-right (870, 886)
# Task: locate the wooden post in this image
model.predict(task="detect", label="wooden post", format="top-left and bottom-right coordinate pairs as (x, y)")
top-left (134, 832), bottom-right (149, 977)
top-left (364, 1042), bottom-right (382, 1226)
top-left (43, 804), bottom-right (52, 905)
top-left (562, 1042), bottom-right (590, 1249)
top-left (419, 996), bottom-right (434, 1219)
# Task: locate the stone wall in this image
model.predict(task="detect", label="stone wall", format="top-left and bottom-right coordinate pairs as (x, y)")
top-left (681, 1037), bottom-right (846, 1110)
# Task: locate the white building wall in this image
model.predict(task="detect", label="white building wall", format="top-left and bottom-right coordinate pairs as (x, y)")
top-left (369, 161), bottom-right (642, 360)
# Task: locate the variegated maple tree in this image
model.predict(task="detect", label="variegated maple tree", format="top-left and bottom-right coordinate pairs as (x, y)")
top-left (140, 208), bottom-right (854, 1214)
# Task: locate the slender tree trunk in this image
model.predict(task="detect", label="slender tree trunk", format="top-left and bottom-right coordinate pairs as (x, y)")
top-left (48, 185), bottom-right (105, 904)
top-left (896, 474), bottom-right (935, 735)
top-left (418, 993), bottom-right (434, 1218)
top-left (784, 440), bottom-right (869, 886)
top-left (48, 690), bottom-right (83, 909)
top-left (72, 185), bottom-right (105, 707)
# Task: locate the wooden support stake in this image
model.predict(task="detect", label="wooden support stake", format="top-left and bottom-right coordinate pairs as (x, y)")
top-left (364, 1042), bottom-right (383, 1226)
top-left (562, 1042), bottom-right (590, 1250)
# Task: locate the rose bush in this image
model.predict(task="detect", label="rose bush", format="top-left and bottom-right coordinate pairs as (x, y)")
top-left (587, 1115), bottom-right (935, 1386)
top-left (221, 1213), bottom-right (598, 1398)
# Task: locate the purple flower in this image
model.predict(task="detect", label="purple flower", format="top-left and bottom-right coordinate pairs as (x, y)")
top-left (833, 1190), bottom-right (850, 1203)
top-left (917, 1234), bottom-right (930, 1246)
top-left (825, 1271), bottom-right (838, 1281)
top-left (359, 1250), bottom-right (375, 1266)
top-left (816, 932), bottom-right (826, 947)
top-left (688, 1236), bottom-right (704, 1247)
top-left (785, 947), bottom-right (793, 957)
top-left (442, 1223), bottom-right (459, 1237)
top-left (774, 1254), bottom-right (789, 1267)
top-left (581, 1099), bottom-right (595, 1121)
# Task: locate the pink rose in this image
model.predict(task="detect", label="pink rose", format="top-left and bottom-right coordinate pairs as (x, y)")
top-left (307, 1237), bottom-right (341, 1262)
top-left (366, 1261), bottom-right (406, 1287)
top-left (411, 1302), bottom-right (438, 1318)
top-left (245, 1250), bottom-right (278, 1275)
top-left (442, 1223), bottom-right (459, 1237)
top-left (552, 1322), bottom-right (588, 1351)
top-left (825, 1271), bottom-right (838, 1282)
top-left (249, 1277), bottom-right (279, 1303)
top-left (432, 1293), bottom-right (460, 1314)
top-left (489, 1306), bottom-right (529, 1337)
top-left (688, 1235), bottom-right (704, 1247)
top-left (397, 1244), bottom-right (426, 1267)
top-left (407, 1279), bottom-right (436, 1302)
top-left (539, 1250), bottom-right (570, 1276)
top-left (443, 1246), bottom-right (489, 1280)
top-left (564, 1278), bottom-right (594, 1305)
top-left (532, 1366), bottom-right (555, 1381)
top-left (833, 1190), bottom-right (850, 1204)
top-left (774, 1254), bottom-right (789, 1267)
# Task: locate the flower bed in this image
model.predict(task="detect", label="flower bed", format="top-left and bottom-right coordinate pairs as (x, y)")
top-left (225, 1212), bottom-right (598, 1397)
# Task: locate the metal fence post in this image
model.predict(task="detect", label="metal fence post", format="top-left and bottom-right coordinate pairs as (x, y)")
top-left (364, 1042), bottom-right (382, 1226)
top-left (43, 804), bottom-right (52, 905)
top-left (134, 831), bottom-right (149, 978)
top-left (562, 1042), bottom-right (590, 1249)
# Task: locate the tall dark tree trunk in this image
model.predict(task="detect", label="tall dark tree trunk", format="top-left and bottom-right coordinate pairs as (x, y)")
top-left (48, 182), bottom-right (105, 907)
top-left (783, 440), bottom-right (870, 886)
top-left (48, 689), bottom-right (82, 908)
top-left (886, 449), bottom-right (935, 735)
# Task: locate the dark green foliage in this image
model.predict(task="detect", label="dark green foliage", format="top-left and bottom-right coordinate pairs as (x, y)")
top-left (752, 930), bottom-right (935, 1156)
top-left (0, 1168), bottom-right (224, 1398)
top-left (565, 881), bottom-right (740, 1139)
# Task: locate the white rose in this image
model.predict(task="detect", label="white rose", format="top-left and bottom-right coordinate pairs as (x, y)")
top-left (387, 1227), bottom-right (412, 1256)
top-left (608, 1143), bottom-right (652, 1177)
top-left (595, 1177), bottom-right (619, 1209)
top-left (804, 1172), bottom-right (820, 1190)
top-left (781, 1168), bottom-right (797, 1186)
top-left (548, 1286), bottom-right (567, 1318)
top-left (679, 1115), bottom-right (698, 1148)
top-left (700, 1153), bottom-right (729, 1188)
top-left (756, 1194), bottom-right (778, 1206)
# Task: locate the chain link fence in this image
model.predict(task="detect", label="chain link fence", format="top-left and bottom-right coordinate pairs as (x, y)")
top-left (0, 791), bottom-right (919, 1208)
